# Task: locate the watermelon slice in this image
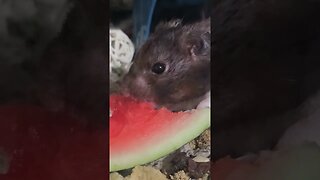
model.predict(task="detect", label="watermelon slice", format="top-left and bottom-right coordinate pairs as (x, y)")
top-left (110, 94), bottom-right (211, 172)
top-left (0, 104), bottom-right (107, 180)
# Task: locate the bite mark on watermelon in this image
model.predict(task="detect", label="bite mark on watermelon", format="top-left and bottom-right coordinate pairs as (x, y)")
top-left (110, 94), bottom-right (211, 172)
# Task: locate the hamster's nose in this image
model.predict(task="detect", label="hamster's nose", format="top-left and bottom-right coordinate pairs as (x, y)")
top-left (119, 74), bottom-right (149, 99)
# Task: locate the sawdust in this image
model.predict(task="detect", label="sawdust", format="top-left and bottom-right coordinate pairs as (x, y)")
top-left (195, 129), bottom-right (211, 149)
top-left (170, 170), bottom-right (190, 180)
top-left (110, 166), bottom-right (168, 180)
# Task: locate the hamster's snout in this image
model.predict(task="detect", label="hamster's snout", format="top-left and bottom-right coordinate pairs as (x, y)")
top-left (120, 74), bottom-right (150, 100)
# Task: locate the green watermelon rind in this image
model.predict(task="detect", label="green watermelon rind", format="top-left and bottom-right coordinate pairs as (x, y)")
top-left (110, 108), bottom-right (210, 172)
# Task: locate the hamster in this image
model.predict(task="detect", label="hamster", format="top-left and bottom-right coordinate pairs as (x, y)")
top-left (277, 90), bottom-right (320, 149)
top-left (33, 0), bottom-right (108, 127)
top-left (121, 18), bottom-right (211, 112)
top-left (212, 0), bottom-right (320, 158)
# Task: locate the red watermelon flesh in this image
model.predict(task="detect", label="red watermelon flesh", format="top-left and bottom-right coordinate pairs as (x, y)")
top-left (110, 95), bottom-right (189, 150)
top-left (0, 104), bottom-right (107, 180)
top-left (110, 94), bottom-right (210, 172)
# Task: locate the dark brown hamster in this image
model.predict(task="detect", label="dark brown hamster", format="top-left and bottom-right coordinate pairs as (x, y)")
top-left (121, 19), bottom-right (211, 111)
top-left (212, 0), bottom-right (320, 158)
top-left (32, 0), bottom-right (108, 127)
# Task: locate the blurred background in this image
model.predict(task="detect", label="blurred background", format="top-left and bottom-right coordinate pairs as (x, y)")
top-left (0, 0), bottom-right (108, 179)
top-left (0, 0), bottom-right (108, 124)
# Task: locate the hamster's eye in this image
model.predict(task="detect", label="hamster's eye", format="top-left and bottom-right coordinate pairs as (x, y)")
top-left (151, 62), bottom-right (166, 74)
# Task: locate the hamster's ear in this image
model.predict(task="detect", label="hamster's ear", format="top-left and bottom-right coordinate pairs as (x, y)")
top-left (184, 18), bottom-right (211, 59)
top-left (185, 31), bottom-right (210, 58)
top-left (154, 19), bottom-right (182, 32)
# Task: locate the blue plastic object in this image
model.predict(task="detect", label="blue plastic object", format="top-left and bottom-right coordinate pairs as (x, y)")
top-left (133, 0), bottom-right (157, 49)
